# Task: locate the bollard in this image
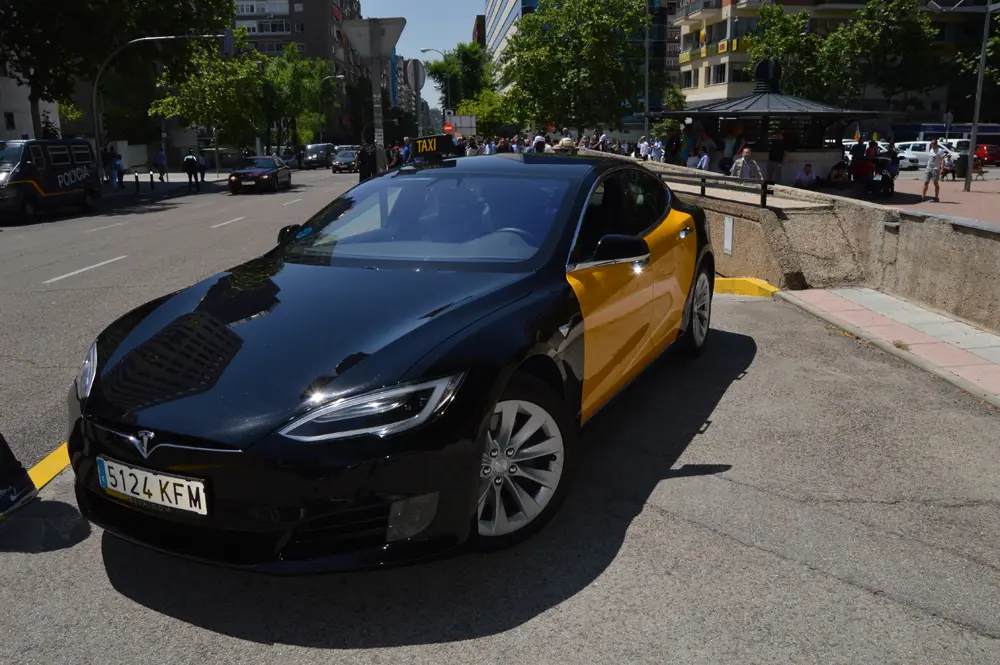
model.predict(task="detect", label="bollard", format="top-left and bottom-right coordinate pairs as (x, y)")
top-left (134, 172), bottom-right (140, 194)
top-left (149, 171), bottom-right (155, 191)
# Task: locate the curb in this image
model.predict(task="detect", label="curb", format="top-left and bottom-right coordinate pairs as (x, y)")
top-left (27, 442), bottom-right (69, 491)
top-left (775, 291), bottom-right (1000, 409)
top-left (714, 277), bottom-right (780, 297)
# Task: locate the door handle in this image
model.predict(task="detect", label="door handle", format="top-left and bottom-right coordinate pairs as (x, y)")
top-left (678, 226), bottom-right (693, 239)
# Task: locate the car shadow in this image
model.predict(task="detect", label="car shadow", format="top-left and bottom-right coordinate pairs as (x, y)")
top-left (102, 329), bottom-right (757, 649)
top-left (0, 499), bottom-right (91, 553)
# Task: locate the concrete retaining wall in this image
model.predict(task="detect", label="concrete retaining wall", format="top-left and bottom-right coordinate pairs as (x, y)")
top-left (578, 148), bottom-right (1000, 332)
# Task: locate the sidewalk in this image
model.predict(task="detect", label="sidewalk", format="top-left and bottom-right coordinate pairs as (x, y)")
top-left (780, 287), bottom-right (1000, 405)
top-left (102, 172), bottom-right (230, 198)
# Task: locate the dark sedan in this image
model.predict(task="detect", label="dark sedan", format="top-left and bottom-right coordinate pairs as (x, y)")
top-left (69, 151), bottom-right (715, 574)
top-left (331, 150), bottom-right (357, 173)
top-left (228, 156), bottom-right (292, 194)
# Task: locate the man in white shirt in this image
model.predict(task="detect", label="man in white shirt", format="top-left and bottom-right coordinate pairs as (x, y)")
top-left (696, 146), bottom-right (710, 170)
top-left (638, 137), bottom-right (650, 160)
top-left (794, 164), bottom-right (817, 189)
top-left (921, 139), bottom-right (946, 202)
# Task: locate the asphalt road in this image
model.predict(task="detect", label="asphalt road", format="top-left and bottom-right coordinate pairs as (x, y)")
top-left (2, 295), bottom-right (999, 664)
top-left (0, 168), bottom-right (360, 467)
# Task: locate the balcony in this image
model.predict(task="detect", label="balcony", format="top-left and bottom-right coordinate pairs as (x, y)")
top-left (674, 0), bottom-right (722, 25)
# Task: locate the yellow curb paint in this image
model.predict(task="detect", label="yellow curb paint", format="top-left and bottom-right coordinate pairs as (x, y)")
top-left (27, 442), bottom-right (70, 490)
top-left (714, 277), bottom-right (780, 297)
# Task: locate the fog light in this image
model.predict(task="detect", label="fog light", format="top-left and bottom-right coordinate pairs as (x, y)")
top-left (386, 492), bottom-right (439, 542)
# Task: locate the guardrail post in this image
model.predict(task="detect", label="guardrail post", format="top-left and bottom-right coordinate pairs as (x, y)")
top-left (761, 179), bottom-right (769, 207)
top-left (134, 172), bottom-right (139, 193)
top-left (700, 177), bottom-right (706, 196)
top-left (149, 172), bottom-right (155, 191)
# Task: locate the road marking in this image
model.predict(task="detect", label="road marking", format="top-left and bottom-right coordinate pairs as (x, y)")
top-left (27, 443), bottom-right (70, 491)
top-left (282, 198), bottom-right (302, 206)
top-left (211, 216), bottom-right (246, 228)
top-left (84, 221), bottom-right (129, 233)
top-left (191, 204), bottom-right (207, 209)
top-left (42, 256), bottom-right (128, 284)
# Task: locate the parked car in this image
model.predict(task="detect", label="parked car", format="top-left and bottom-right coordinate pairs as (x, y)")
top-left (68, 148), bottom-right (715, 573)
top-left (0, 138), bottom-right (102, 220)
top-left (331, 150), bottom-right (358, 173)
top-left (975, 144), bottom-right (1000, 166)
top-left (228, 156), bottom-right (292, 194)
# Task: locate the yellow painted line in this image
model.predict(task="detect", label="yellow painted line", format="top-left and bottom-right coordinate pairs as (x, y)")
top-left (27, 442), bottom-right (70, 490)
top-left (714, 277), bottom-right (780, 297)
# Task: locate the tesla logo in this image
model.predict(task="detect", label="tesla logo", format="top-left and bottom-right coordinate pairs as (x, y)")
top-left (133, 430), bottom-right (155, 458)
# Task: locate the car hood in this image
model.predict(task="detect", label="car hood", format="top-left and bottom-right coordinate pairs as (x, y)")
top-left (231, 168), bottom-right (272, 176)
top-left (86, 255), bottom-right (533, 447)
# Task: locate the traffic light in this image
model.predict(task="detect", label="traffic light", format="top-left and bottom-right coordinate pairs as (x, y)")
top-left (221, 28), bottom-right (234, 57)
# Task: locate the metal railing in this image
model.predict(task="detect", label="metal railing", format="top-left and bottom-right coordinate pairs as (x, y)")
top-left (659, 169), bottom-right (775, 207)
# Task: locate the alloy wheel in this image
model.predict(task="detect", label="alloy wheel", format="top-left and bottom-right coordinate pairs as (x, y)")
top-left (478, 399), bottom-right (564, 537)
top-left (692, 272), bottom-right (712, 347)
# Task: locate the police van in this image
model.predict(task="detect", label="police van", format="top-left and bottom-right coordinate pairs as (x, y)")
top-left (0, 138), bottom-right (102, 220)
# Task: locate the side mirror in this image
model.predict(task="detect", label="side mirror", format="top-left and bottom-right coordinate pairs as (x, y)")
top-left (277, 224), bottom-right (301, 244)
top-left (592, 234), bottom-right (650, 264)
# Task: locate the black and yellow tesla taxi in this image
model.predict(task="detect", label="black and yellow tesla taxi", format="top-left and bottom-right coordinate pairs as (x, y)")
top-left (0, 138), bottom-right (102, 220)
top-left (68, 135), bottom-right (714, 573)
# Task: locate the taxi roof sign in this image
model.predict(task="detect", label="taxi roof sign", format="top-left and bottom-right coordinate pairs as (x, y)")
top-left (412, 134), bottom-right (458, 160)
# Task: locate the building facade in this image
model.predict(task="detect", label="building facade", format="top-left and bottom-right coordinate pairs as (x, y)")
top-left (0, 77), bottom-right (61, 141)
top-left (485, 0), bottom-right (538, 62)
top-left (473, 14), bottom-right (487, 48)
top-left (673, 0), bottom-right (980, 120)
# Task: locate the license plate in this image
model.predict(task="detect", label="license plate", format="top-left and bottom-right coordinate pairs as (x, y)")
top-left (241, 180), bottom-right (255, 185)
top-left (97, 456), bottom-right (207, 515)
top-left (873, 175), bottom-right (882, 181)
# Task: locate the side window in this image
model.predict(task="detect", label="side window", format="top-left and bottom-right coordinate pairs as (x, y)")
top-left (626, 170), bottom-right (668, 234)
top-left (71, 145), bottom-right (93, 164)
top-left (47, 145), bottom-right (72, 165)
top-left (29, 145), bottom-right (45, 167)
top-left (911, 143), bottom-right (927, 153)
top-left (569, 171), bottom-right (633, 264)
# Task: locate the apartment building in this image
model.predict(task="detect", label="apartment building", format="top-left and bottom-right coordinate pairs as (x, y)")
top-left (0, 77), bottom-right (61, 140)
top-left (485, 0), bottom-right (538, 62)
top-left (473, 15), bottom-right (488, 48)
top-left (674, 0), bottom-right (981, 118)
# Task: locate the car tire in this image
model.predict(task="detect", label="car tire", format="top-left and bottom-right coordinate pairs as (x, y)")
top-left (271, 178), bottom-right (279, 192)
top-left (81, 190), bottom-right (97, 212)
top-left (678, 266), bottom-right (713, 357)
top-left (474, 373), bottom-right (577, 552)
top-left (21, 196), bottom-right (38, 221)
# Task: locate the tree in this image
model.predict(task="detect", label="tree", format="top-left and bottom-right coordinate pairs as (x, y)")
top-left (664, 84), bottom-right (686, 112)
top-left (651, 118), bottom-right (680, 137)
top-left (425, 41), bottom-right (494, 109)
top-left (499, 0), bottom-right (649, 131)
top-left (149, 30), bottom-right (268, 149)
top-left (456, 89), bottom-right (512, 137)
top-left (260, 45), bottom-right (340, 149)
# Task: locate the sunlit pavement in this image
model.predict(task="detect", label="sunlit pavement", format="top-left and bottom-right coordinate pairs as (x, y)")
top-left (2, 291), bottom-right (999, 664)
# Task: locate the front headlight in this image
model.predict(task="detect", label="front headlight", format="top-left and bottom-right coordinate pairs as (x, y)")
top-left (279, 374), bottom-right (465, 442)
top-left (76, 342), bottom-right (98, 400)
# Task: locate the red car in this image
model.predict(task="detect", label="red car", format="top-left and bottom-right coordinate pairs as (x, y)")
top-left (975, 144), bottom-right (999, 166)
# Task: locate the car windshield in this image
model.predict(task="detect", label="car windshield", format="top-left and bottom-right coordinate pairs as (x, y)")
top-left (243, 157), bottom-right (275, 169)
top-left (305, 145), bottom-right (327, 156)
top-left (284, 172), bottom-right (574, 267)
top-left (336, 151), bottom-right (356, 160)
top-left (0, 143), bottom-right (23, 165)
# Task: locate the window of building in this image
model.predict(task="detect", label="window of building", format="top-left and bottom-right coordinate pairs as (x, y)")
top-left (711, 64), bottom-right (727, 85)
top-left (730, 64), bottom-right (752, 83)
top-left (258, 19), bottom-right (291, 34)
top-left (236, 20), bottom-right (257, 33)
top-left (733, 18), bottom-right (758, 39)
top-left (293, 3), bottom-right (303, 11)
top-left (235, 2), bottom-right (256, 15)
top-left (47, 145), bottom-right (72, 166)
top-left (693, 68), bottom-right (699, 87)
top-left (71, 145), bottom-right (93, 164)
top-left (265, 1), bottom-right (289, 13)
top-left (294, 22), bottom-right (305, 32)
top-left (3, 111), bottom-right (14, 130)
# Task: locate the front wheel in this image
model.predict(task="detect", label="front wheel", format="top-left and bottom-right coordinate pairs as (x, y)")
top-left (475, 374), bottom-right (577, 551)
top-left (679, 267), bottom-right (713, 356)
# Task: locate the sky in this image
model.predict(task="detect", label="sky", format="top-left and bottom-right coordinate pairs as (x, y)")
top-left (360, 0), bottom-right (484, 109)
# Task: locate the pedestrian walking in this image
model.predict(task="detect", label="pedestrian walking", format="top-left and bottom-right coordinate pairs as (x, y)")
top-left (198, 151), bottom-right (207, 182)
top-left (153, 148), bottom-right (166, 182)
top-left (182, 148), bottom-right (200, 192)
top-left (0, 432), bottom-right (37, 517)
top-left (921, 138), bottom-right (946, 202)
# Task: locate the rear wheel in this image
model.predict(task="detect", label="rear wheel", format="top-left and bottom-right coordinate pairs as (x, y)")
top-left (679, 267), bottom-right (713, 356)
top-left (475, 374), bottom-right (576, 551)
top-left (20, 196), bottom-right (38, 221)
top-left (81, 190), bottom-right (97, 212)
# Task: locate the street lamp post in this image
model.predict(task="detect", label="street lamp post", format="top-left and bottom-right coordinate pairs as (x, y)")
top-left (420, 48), bottom-right (450, 110)
top-left (319, 74), bottom-right (346, 142)
top-left (92, 34), bottom-right (228, 180)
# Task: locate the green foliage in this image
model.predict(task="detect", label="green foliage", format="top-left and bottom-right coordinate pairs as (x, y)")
top-left (149, 30), bottom-right (267, 148)
top-left (295, 111), bottom-right (324, 145)
top-left (58, 102), bottom-right (85, 122)
top-left (663, 84), bottom-right (686, 112)
top-left (956, 15), bottom-right (1000, 88)
top-left (425, 42), bottom-right (494, 109)
top-left (456, 89), bottom-right (512, 137)
top-left (499, 0), bottom-right (649, 131)
top-left (651, 118), bottom-right (680, 137)
top-left (260, 44), bottom-right (340, 147)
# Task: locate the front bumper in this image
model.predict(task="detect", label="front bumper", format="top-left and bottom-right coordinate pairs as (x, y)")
top-left (68, 394), bottom-right (483, 574)
top-left (228, 177), bottom-right (273, 192)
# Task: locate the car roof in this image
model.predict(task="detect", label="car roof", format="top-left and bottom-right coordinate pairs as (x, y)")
top-left (398, 153), bottom-right (622, 179)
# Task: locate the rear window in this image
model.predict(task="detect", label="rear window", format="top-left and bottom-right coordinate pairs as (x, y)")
top-left (47, 145), bottom-right (72, 165)
top-left (306, 144), bottom-right (328, 155)
top-left (71, 145), bottom-right (92, 164)
top-left (986, 146), bottom-right (1000, 153)
top-left (285, 172), bottom-right (574, 267)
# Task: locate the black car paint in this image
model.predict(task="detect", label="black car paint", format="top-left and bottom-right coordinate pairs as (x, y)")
top-left (0, 138), bottom-right (101, 217)
top-left (228, 158), bottom-right (291, 193)
top-left (69, 154), bottom-right (712, 573)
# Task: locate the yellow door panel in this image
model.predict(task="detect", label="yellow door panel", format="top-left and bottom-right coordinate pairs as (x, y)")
top-left (567, 263), bottom-right (652, 423)
top-left (644, 208), bottom-right (698, 355)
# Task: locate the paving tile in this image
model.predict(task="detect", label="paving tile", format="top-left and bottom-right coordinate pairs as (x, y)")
top-left (860, 324), bottom-right (938, 345)
top-left (792, 290), bottom-right (867, 312)
top-left (832, 309), bottom-right (897, 328)
top-left (831, 288), bottom-right (902, 309)
top-left (880, 308), bottom-right (953, 325)
top-left (906, 342), bottom-right (991, 368)
top-left (938, 332), bottom-right (1000, 350)
top-left (910, 321), bottom-right (982, 338)
top-left (949, 364), bottom-right (1000, 395)
top-left (970, 346), bottom-right (1000, 364)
